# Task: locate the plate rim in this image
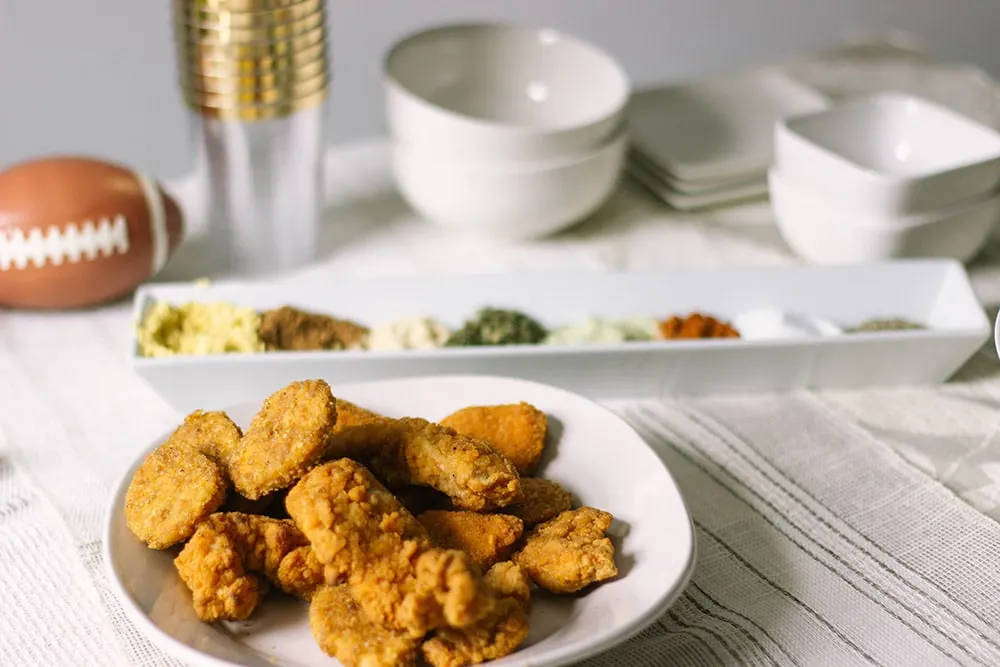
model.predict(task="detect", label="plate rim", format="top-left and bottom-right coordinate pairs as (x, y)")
top-left (103, 374), bottom-right (697, 667)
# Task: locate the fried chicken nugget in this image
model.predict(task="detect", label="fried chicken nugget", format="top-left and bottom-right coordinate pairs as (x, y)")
top-left (440, 402), bottom-right (547, 475)
top-left (229, 379), bottom-right (338, 500)
top-left (174, 512), bottom-right (308, 621)
top-left (125, 444), bottom-right (228, 549)
top-left (408, 549), bottom-right (497, 632)
top-left (421, 561), bottom-right (532, 667)
top-left (502, 477), bottom-right (574, 526)
top-left (177, 409), bottom-right (243, 465)
top-left (124, 410), bottom-right (244, 549)
top-left (483, 561), bottom-right (531, 610)
top-left (309, 585), bottom-right (420, 667)
top-left (285, 459), bottom-right (497, 636)
top-left (327, 413), bottom-right (521, 511)
top-left (421, 598), bottom-right (528, 667)
top-left (334, 398), bottom-right (386, 428)
top-left (514, 507), bottom-right (618, 594)
top-left (418, 510), bottom-right (524, 569)
top-left (275, 545), bottom-right (339, 601)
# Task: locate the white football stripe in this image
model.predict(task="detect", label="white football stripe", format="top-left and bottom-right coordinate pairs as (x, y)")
top-left (0, 217), bottom-right (130, 271)
top-left (136, 172), bottom-right (169, 276)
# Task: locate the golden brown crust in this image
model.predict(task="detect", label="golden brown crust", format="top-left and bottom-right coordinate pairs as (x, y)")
top-left (276, 545), bottom-right (337, 601)
top-left (229, 379), bottom-right (338, 499)
top-left (418, 510), bottom-right (524, 569)
top-left (440, 402), bottom-right (547, 475)
top-left (174, 512), bottom-right (307, 621)
top-left (419, 560), bottom-right (533, 666)
top-left (514, 507), bottom-right (618, 594)
top-left (124, 445), bottom-right (227, 549)
top-left (309, 586), bottom-right (420, 667)
top-left (409, 549), bottom-right (498, 631)
top-left (326, 409), bottom-right (522, 511)
top-left (175, 410), bottom-right (243, 465)
top-left (285, 460), bottom-right (497, 636)
top-left (502, 477), bottom-right (574, 526)
top-left (421, 597), bottom-right (529, 667)
top-left (484, 561), bottom-right (532, 610)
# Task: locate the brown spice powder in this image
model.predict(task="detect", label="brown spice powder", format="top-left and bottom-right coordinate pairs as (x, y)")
top-left (259, 305), bottom-right (369, 351)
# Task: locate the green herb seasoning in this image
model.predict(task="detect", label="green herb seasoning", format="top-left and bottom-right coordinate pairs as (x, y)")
top-left (446, 307), bottom-right (547, 347)
top-left (849, 318), bottom-right (925, 333)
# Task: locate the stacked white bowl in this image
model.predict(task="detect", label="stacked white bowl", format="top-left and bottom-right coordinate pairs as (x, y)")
top-left (383, 23), bottom-right (631, 241)
top-left (770, 92), bottom-right (1000, 264)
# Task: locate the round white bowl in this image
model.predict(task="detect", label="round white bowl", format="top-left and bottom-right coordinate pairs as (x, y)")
top-left (384, 23), bottom-right (630, 162)
top-left (769, 167), bottom-right (999, 265)
top-left (393, 127), bottom-right (627, 241)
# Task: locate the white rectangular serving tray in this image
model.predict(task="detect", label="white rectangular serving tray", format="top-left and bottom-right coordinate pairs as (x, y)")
top-left (130, 260), bottom-right (990, 412)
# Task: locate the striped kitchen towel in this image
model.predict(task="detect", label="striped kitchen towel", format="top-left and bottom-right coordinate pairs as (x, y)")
top-left (586, 393), bottom-right (1000, 667)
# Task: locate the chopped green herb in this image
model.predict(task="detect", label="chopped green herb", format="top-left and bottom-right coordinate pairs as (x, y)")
top-left (446, 307), bottom-right (548, 347)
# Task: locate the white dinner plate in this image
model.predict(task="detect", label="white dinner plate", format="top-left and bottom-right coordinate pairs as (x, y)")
top-left (104, 375), bottom-right (696, 667)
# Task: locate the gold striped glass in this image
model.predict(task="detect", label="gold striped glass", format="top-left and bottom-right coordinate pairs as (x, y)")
top-left (174, 0), bottom-right (329, 122)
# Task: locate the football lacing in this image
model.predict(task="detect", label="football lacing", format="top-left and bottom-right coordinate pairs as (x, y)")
top-left (0, 215), bottom-right (131, 270)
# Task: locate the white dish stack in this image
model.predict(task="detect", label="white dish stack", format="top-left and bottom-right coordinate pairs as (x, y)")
top-left (626, 68), bottom-right (829, 210)
top-left (771, 92), bottom-right (1000, 264)
top-left (382, 23), bottom-right (631, 241)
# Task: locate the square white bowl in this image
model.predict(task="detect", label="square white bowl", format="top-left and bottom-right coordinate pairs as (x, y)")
top-left (774, 92), bottom-right (1000, 216)
top-left (769, 167), bottom-right (999, 265)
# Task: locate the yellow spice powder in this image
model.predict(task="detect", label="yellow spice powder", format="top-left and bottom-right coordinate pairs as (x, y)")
top-left (136, 301), bottom-right (265, 357)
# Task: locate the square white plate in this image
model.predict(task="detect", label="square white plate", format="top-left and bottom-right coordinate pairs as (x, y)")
top-left (627, 67), bottom-right (829, 182)
top-left (627, 158), bottom-right (768, 210)
top-left (104, 375), bottom-right (696, 667)
top-left (629, 147), bottom-right (766, 195)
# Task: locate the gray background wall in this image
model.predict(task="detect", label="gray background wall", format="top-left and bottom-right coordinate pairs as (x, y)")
top-left (1, 0), bottom-right (998, 182)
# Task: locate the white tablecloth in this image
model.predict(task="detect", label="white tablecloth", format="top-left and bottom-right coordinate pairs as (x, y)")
top-left (4, 138), bottom-right (1000, 667)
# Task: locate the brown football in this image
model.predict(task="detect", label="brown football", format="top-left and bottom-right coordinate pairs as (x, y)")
top-left (0, 156), bottom-right (185, 309)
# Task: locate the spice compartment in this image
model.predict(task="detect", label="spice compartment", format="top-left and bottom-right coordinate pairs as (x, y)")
top-left (130, 259), bottom-right (990, 412)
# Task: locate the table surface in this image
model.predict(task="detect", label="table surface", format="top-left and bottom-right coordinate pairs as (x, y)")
top-left (5, 138), bottom-right (1000, 667)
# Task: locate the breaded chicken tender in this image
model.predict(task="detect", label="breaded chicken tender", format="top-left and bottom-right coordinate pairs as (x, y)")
top-left (285, 460), bottom-right (497, 636)
top-left (125, 445), bottom-right (227, 549)
top-left (514, 507), bottom-right (618, 594)
top-left (174, 512), bottom-right (307, 621)
top-left (421, 561), bottom-right (532, 667)
top-left (440, 402), bottom-right (547, 475)
top-left (309, 586), bottom-right (420, 667)
top-left (327, 413), bottom-right (521, 511)
top-left (229, 379), bottom-right (338, 499)
top-left (418, 510), bottom-right (524, 569)
top-left (502, 477), bottom-right (574, 525)
top-left (276, 545), bottom-right (337, 601)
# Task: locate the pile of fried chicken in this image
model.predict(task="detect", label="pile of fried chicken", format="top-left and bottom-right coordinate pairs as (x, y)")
top-left (124, 379), bottom-right (619, 667)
